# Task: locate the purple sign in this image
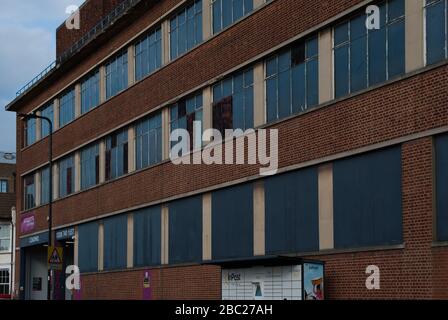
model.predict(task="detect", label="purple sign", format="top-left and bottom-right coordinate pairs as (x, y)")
top-left (142, 270), bottom-right (152, 300)
top-left (21, 212), bottom-right (35, 233)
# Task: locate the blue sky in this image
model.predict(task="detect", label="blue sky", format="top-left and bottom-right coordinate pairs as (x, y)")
top-left (0, 0), bottom-right (84, 152)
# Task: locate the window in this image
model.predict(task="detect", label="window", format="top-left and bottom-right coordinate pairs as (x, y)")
top-left (213, 68), bottom-right (254, 134)
top-left (212, 0), bottom-right (253, 34)
top-left (78, 222), bottom-right (98, 273)
top-left (24, 174), bottom-right (35, 210)
top-left (333, 147), bottom-right (402, 249)
top-left (103, 215), bottom-right (127, 271)
top-left (81, 70), bottom-right (100, 114)
top-left (106, 129), bottom-right (128, 180)
top-left (135, 28), bottom-right (162, 82)
top-left (136, 114), bottom-right (162, 170)
top-left (134, 207), bottom-right (161, 267)
top-left (25, 117), bottom-right (36, 147)
top-left (169, 196), bottom-right (202, 264)
top-left (425, 0), bottom-right (448, 65)
top-left (59, 88), bottom-right (75, 127)
top-left (105, 50), bottom-right (128, 99)
top-left (40, 103), bottom-right (54, 138)
top-left (81, 143), bottom-right (100, 190)
top-left (436, 134), bottom-right (448, 241)
top-left (59, 156), bottom-right (75, 198)
top-left (334, 0), bottom-right (405, 98)
top-left (0, 224), bottom-right (11, 253)
top-left (0, 269), bottom-right (9, 295)
top-left (0, 179), bottom-right (8, 193)
top-left (170, 0), bottom-right (203, 60)
top-left (266, 37), bottom-right (318, 123)
top-left (170, 93), bottom-right (203, 151)
top-left (212, 183), bottom-right (253, 260)
top-left (40, 167), bottom-right (50, 205)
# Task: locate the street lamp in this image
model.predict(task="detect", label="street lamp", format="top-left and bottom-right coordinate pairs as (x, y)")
top-left (18, 112), bottom-right (53, 301)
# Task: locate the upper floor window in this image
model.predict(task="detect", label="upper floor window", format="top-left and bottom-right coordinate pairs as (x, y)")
top-left (0, 224), bottom-right (11, 253)
top-left (213, 68), bottom-right (254, 134)
top-left (59, 88), bottom-right (75, 127)
top-left (135, 28), bottom-right (162, 82)
top-left (0, 180), bottom-right (8, 193)
top-left (136, 113), bottom-right (162, 170)
top-left (40, 102), bottom-right (54, 138)
top-left (24, 174), bottom-right (35, 210)
top-left (212, 0), bottom-right (253, 34)
top-left (106, 50), bottom-right (128, 99)
top-left (40, 167), bottom-right (50, 205)
top-left (170, 93), bottom-right (203, 151)
top-left (106, 129), bottom-right (128, 181)
top-left (0, 269), bottom-right (9, 295)
top-left (170, 0), bottom-right (203, 60)
top-left (334, 0), bottom-right (405, 99)
top-left (266, 37), bottom-right (318, 123)
top-left (25, 117), bottom-right (36, 147)
top-left (59, 156), bottom-right (75, 198)
top-left (81, 70), bottom-right (100, 114)
top-left (81, 143), bottom-right (100, 190)
top-left (425, 0), bottom-right (448, 65)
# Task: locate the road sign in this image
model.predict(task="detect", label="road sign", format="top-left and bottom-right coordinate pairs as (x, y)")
top-left (48, 246), bottom-right (63, 270)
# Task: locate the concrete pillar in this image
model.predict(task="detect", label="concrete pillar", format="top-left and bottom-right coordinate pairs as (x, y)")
top-left (162, 108), bottom-right (171, 160)
top-left (319, 28), bottom-right (333, 104)
top-left (35, 111), bottom-right (42, 141)
top-left (128, 126), bottom-right (136, 173)
top-left (75, 83), bottom-right (82, 118)
top-left (406, 0), bottom-right (425, 72)
top-left (99, 66), bottom-right (106, 103)
top-left (127, 213), bottom-right (134, 268)
top-left (161, 205), bottom-right (169, 265)
top-left (52, 163), bottom-right (59, 201)
top-left (34, 172), bottom-right (41, 207)
top-left (98, 222), bottom-right (104, 271)
top-left (318, 163), bottom-right (334, 250)
top-left (253, 62), bottom-right (265, 127)
top-left (253, 180), bottom-right (265, 256)
top-left (127, 45), bottom-right (135, 86)
top-left (162, 20), bottom-right (170, 64)
top-left (202, 0), bottom-right (212, 40)
top-left (202, 193), bottom-right (212, 261)
top-left (53, 98), bottom-right (60, 131)
top-left (99, 140), bottom-right (106, 183)
top-left (74, 151), bottom-right (81, 192)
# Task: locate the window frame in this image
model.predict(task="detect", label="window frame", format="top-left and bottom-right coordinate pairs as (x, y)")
top-left (81, 69), bottom-right (100, 114)
top-left (105, 50), bottom-right (129, 100)
top-left (23, 174), bottom-right (35, 210)
top-left (0, 269), bottom-right (10, 295)
top-left (59, 88), bottom-right (76, 128)
top-left (0, 179), bottom-right (8, 193)
top-left (0, 224), bottom-right (11, 253)
top-left (135, 113), bottom-right (163, 170)
top-left (134, 27), bottom-right (162, 82)
top-left (424, 0), bottom-right (448, 65)
top-left (80, 143), bottom-right (100, 190)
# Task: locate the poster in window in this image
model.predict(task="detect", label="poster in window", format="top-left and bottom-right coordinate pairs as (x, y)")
top-left (303, 262), bottom-right (324, 300)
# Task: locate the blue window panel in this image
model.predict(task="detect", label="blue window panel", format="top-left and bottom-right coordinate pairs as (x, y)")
top-left (306, 58), bottom-right (319, 108)
top-left (169, 196), bottom-right (202, 264)
top-left (59, 89), bottom-right (75, 127)
top-left (244, 0), bottom-right (253, 15)
top-left (333, 147), bottom-right (403, 249)
top-left (40, 103), bottom-right (54, 138)
top-left (103, 215), bottom-right (127, 271)
top-left (266, 77), bottom-right (278, 123)
top-left (59, 156), bottom-right (74, 198)
top-left (106, 50), bottom-right (128, 98)
top-left (388, 19), bottom-right (405, 78)
top-left (426, 0), bottom-right (447, 65)
top-left (334, 22), bottom-right (349, 45)
top-left (368, 22), bottom-right (387, 85)
top-left (212, 183), bottom-right (253, 260)
top-left (350, 16), bottom-right (368, 93)
top-left (136, 113), bottom-right (162, 170)
top-left (106, 129), bottom-right (129, 180)
top-left (213, 0), bottom-right (222, 33)
top-left (278, 70), bottom-right (291, 119)
top-left (436, 134), bottom-right (448, 241)
top-left (292, 63), bottom-right (306, 113)
top-left (40, 167), bottom-right (50, 205)
top-left (81, 143), bottom-right (99, 190)
top-left (78, 222), bottom-right (98, 273)
top-left (26, 118), bottom-right (36, 146)
top-left (388, 0), bottom-right (405, 20)
top-left (234, 0), bottom-right (244, 21)
top-left (134, 207), bottom-right (161, 267)
top-left (265, 168), bottom-right (319, 254)
top-left (244, 85), bottom-right (254, 129)
top-left (24, 175), bottom-right (35, 210)
top-left (222, 0), bottom-right (232, 29)
top-left (334, 46), bottom-right (349, 98)
top-left (81, 70), bottom-right (100, 114)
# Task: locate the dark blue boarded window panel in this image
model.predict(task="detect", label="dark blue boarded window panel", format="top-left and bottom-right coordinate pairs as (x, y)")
top-left (436, 134), bottom-right (448, 241)
top-left (333, 146), bottom-right (403, 249)
top-left (103, 214), bottom-right (127, 271)
top-left (368, 3), bottom-right (387, 86)
top-left (388, 19), bottom-right (405, 78)
top-left (334, 46), bottom-right (349, 98)
top-left (265, 167), bottom-right (319, 254)
top-left (134, 206), bottom-right (161, 267)
top-left (78, 222), bottom-right (98, 273)
top-left (350, 15), bottom-right (367, 93)
top-left (212, 183), bottom-right (253, 260)
top-left (169, 195), bottom-right (203, 264)
top-left (426, 1), bottom-right (446, 65)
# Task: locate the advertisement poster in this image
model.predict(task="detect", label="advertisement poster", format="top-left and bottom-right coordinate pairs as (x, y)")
top-left (303, 263), bottom-right (324, 300)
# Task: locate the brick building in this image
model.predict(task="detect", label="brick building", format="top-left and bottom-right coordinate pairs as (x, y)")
top-left (0, 152), bottom-right (16, 299)
top-left (4, 0), bottom-right (448, 300)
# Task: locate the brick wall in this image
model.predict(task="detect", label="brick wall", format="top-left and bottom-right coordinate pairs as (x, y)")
top-left (0, 163), bottom-right (15, 219)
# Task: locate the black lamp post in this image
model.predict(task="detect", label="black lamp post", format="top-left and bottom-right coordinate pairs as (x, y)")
top-left (19, 112), bottom-right (53, 301)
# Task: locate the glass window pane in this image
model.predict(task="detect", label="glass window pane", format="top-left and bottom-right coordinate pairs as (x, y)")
top-left (426, 1), bottom-right (446, 65)
top-left (266, 77), bottom-right (278, 122)
top-left (334, 22), bottom-right (349, 45)
top-left (334, 46), bottom-right (349, 98)
top-left (388, 20), bottom-right (405, 78)
top-left (388, 0), bottom-right (405, 21)
top-left (278, 70), bottom-right (291, 119)
top-left (306, 58), bottom-right (319, 108)
top-left (292, 63), bottom-right (306, 114)
top-left (368, 24), bottom-right (387, 85)
top-left (213, 0), bottom-right (222, 33)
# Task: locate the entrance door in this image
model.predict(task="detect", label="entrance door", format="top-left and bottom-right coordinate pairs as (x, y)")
top-left (25, 246), bottom-right (47, 300)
